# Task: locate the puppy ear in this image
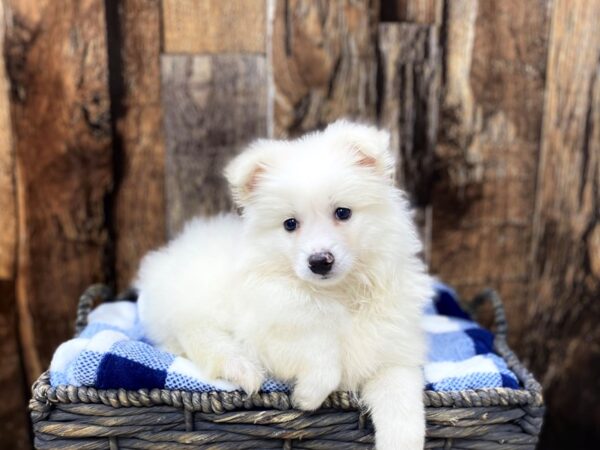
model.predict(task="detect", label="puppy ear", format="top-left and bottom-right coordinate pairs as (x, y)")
top-left (225, 139), bottom-right (275, 206)
top-left (325, 120), bottom-right (395, 179)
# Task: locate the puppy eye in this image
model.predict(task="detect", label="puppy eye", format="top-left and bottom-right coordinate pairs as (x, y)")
top-left (283, 218), bottom-right (298, 232)
top-left (334, 207), bottom-right (352, 221)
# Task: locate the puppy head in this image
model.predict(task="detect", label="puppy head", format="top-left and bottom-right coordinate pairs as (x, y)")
top-left (225, 120), bottom-right (410, 287)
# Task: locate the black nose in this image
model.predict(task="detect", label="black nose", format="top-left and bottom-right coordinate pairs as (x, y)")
top-left (308, 252), bottom-right (335, 275)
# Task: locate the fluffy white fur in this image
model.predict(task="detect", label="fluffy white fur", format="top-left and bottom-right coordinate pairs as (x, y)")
top-left (136, 121), bottom-right (433, 449)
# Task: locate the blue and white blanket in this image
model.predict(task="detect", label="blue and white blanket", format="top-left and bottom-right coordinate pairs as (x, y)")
top-left (50, 284), bottom-right (520, 392)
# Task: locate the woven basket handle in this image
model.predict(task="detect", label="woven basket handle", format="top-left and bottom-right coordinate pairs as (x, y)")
top-left (469, 288), bottom-right (508, 341)
top-left (74, 284), bottom-right (113, 336)
top-left (468, 289), bottom-right (543, 397)
top-left (74, 284), bottom-right (140, 336)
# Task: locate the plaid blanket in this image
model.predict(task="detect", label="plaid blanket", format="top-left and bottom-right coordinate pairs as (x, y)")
top-left (50, 283), bottom-right (520, 392)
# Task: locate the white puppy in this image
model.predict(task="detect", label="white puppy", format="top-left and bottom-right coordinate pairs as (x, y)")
top-left (136, 120), bottom-right (432, 449)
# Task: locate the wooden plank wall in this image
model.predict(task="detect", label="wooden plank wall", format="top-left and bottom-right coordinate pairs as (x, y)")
top-left (431, 0), bottom-right (552, 318)
top-left (378, 8), bottom-right (599, 448)
top-left (272, 0), bottom-right (378, 137)
top-left (524, 1), bottom-right (600, 447)
top-left (5, 0), bottom-right (115, 385)
top-left (0, 0), bottom-right (13, 282)
top-left (161, 0), bottom-right (268, 235)
top-left (0, 3), bottom-right (29, 449)
top-left (379, 22), bottom-right (440, 206)
top-left (106, 0), bottom-right (166, 290)
top-left (0, 1), bottom-right (598, 448)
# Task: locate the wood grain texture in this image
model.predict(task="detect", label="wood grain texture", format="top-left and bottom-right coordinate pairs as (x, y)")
top-left (162, 55), bottom-right (268, 236)
top-left (378, 22), bottom-right (440, 206)
top-left (430, 0), bottom-right (551, 321)
top-left (272, 0), bottom-right (378, 137)
top-left (0, 280), bottom-right (30, 450)
top-left (380, 0), bottom-right (442, 24)
top-left (0, 5), bottom-right (30, 449)
top-left (4, 0), bottom-right (113, 381)
top-left (524, 1), bottom-right (600, 448)
top-left (106, 0), bottom-right (166, 290)
top-left (162, 0), bottom-right (267, 54)
top-left (0, 0), bottom-right (15, 280)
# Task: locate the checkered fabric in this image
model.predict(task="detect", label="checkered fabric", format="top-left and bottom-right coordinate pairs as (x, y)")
top-left (50, 283), bottom-right (519, 393)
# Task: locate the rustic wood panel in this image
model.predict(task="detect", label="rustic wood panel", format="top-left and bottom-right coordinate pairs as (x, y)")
top-left (4, 0), bottom-right (114, 381)
top-left (162, 0), bottom-right (267, 54)
top-left (380, 0), bottom-right (442, 24)
top-left (378, 22), bottom-right (440, 207)
top-left (272, 0), bottom-right (378, 137)
top-left (0, 281), bottom-right (30, 450)
top-left (525, 1), bottom-right (600, 448)
top-left (162, 55), bottom-right (268, 236)
top-left (430, 0), bottom-right (551, 326)
top-left (0, 1), bottom-right (15, 280)
top-left (0, 4), bottom-right (30, 449)
top-left (106, 0), bottom-right (166, 290)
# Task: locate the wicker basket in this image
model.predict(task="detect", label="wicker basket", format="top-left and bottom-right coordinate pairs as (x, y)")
top-left (30, 285), bottom-right (544, 449)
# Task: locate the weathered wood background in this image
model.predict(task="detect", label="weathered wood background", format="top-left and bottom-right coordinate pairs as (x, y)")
top-left (0, 1), bottom-right (598, 448)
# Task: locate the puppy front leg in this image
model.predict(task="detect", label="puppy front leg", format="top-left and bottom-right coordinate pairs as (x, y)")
top-left (361, 366), bottom-right (425, 450)
top-left (177, 326), bottom-right (264, 394)
top-left (292, 363), bottom-right (342, 411)
top-left (290, 343), bottom-right (342, 411)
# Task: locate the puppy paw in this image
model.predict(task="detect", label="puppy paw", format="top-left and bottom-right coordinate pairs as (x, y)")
top-left (222, 355), bottom-right (265, 394)
top-left (291, 384), bottom-right (330, 411)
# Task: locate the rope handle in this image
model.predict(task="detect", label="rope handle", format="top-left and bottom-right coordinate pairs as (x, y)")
top-left (74, 284), bottom-right (112, 336)
top-left (467, 289), bottom-right (543, 397)
top-left (468, 288), bottom-right (508, 341)
top-left (74, 284), bottom-right (138, 336)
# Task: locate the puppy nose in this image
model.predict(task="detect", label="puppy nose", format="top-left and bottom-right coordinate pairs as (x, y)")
top-left (308, 252), bottom-right (335, 275)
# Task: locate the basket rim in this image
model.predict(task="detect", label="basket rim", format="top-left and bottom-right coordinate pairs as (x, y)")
top-left (30, 285), bottom-right (544, 417)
